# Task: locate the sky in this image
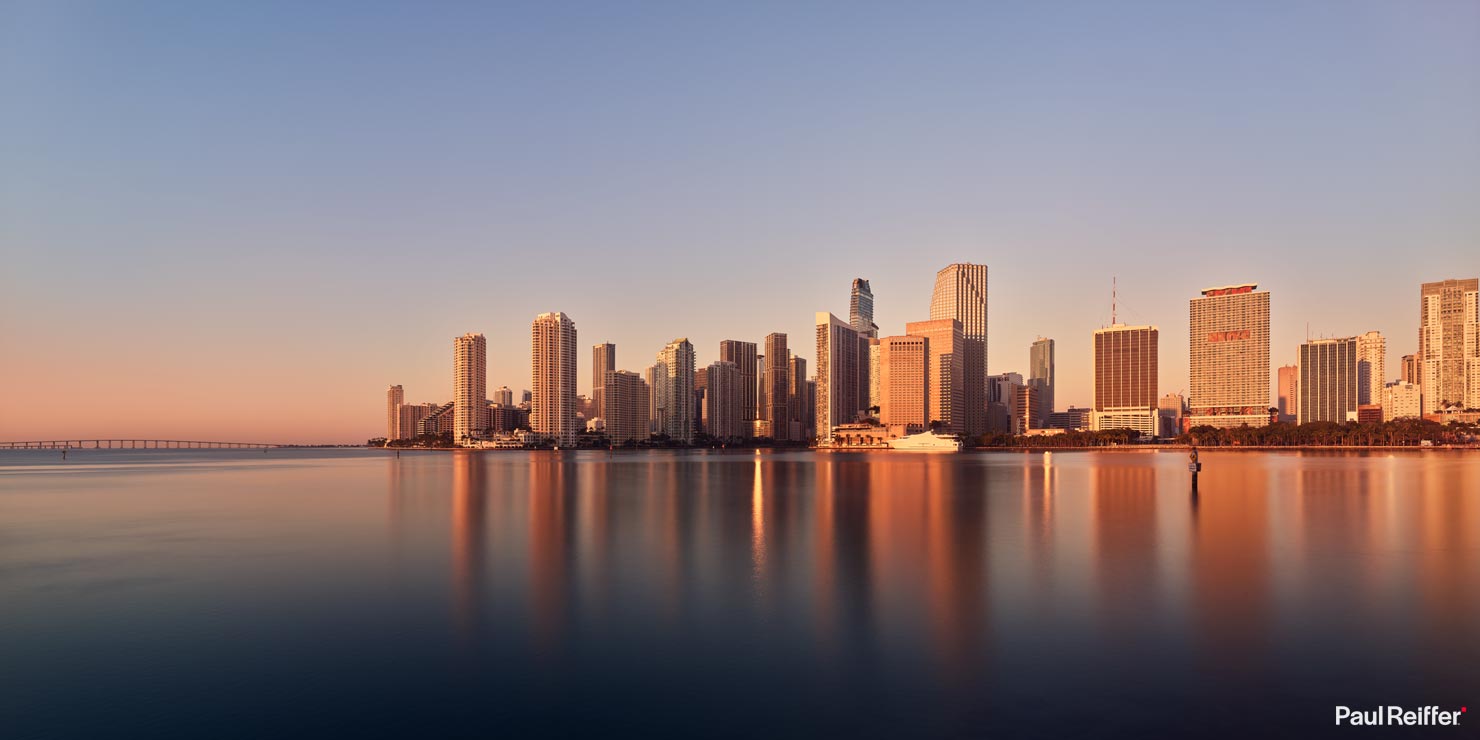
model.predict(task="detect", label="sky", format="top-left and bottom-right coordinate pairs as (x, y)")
top-left (2, 1), bottom-right (1478, 444)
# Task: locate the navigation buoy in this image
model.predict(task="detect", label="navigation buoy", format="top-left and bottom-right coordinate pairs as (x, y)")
top-left (1189, 447), bottom-right (1202, 491)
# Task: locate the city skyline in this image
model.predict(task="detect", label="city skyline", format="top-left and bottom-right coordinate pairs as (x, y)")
top-left (5, 2), bottom-right (1478, 443)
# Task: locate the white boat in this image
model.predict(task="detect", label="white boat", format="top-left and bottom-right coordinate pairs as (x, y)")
top-left (886, 431), bottom-right (963, 453)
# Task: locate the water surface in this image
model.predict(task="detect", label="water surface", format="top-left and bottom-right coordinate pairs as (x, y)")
top-left (2, 449), bottom-right (1477, 738)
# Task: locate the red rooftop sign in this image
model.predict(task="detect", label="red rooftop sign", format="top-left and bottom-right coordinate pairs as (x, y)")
top-left (1202, 285), bottom-right (1255, 297)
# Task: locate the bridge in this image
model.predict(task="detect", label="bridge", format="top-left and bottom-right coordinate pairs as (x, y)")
top-left (0, 440), bottom-right (282, 450)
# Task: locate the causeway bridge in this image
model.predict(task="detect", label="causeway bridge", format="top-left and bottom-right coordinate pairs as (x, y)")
top-left (0, 440), bottom-right (282, 450)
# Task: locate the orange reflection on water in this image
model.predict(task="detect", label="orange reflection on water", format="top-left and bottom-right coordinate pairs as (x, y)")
top-left (1090, 459), bottom-right (1159, 635)
top-left (752, 456), bottom-right (766, 591)
top-left (1190, 453), bottom-right (1273, 675)
top-left (451, 451), bottom-right (486, 639)
top-left (375, 449), bottom-right (1480, 689)
top-left (528, 455), bottom-right (569, 650)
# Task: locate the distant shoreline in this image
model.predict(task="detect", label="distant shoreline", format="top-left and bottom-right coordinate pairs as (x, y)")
top-left (9, 444), bottom-right (1474, 455)
top-left (361, 444), bottom-right (1480, 453)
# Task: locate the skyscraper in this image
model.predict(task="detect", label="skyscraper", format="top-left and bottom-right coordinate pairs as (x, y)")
top-left (645, 364), bottom-right (661, 433)
top-left (1157, 393), bottom-right (1185, 438)
top-left (929, 263), bottom-right (988, 436)
top-left (1029, 337), bottom-right (1055, 427)
top-left (399, 402), bottom-right (433, 439)
top-left (719, 340), bottom-right (758, 439)
top-left (815, 313), bottom-right (861, 440)
top-left (1419, 278), bottom-right (1480, 414)
top-left (755, 354), bottom-right (766, 432)
top-left (693, 367), bottom-right (707, 437)
top-left (989, 372), bottom-right (1023, 434)
top-left (1299, 337), bottom-right (1358, 424)
top-left (850, 278), bottom-right (879, 338)
top-left (493, 386), bottom-right (513, 407)
top-left (802, 379), bottom-right (816, 438)
top-left (453, 333), bottom-right (487, 443)
top-left (879, 335), bottom-right (928, 433)
top-left (905, 318), bottom-right (964, 434)
top-left (1400, 354), bottom-right (1420, 384)
top-left (763, 333), bottom-right (791, 440)
top-left (1277, 365), bottom-right (1298, 423)
top-left (867, 338), bottom-right (881, 412)
top-left (1017, 384), bottom-right (1039, 433)
top-left (1355, 331), bottom-right (1385, 407)
top-left (592, 342), bottom-right (615, 420)
top-left (1091, 324), bottom-right (1158, 435)
top-left (654, 338), bottom-right (696, 443)
top-left (603, 370), bottom-right (650, 445)
top-left (531, 312), bottom-right (578, 446)
top-left (1188, 284), bottom-right (1271, 428)
top-left (789, 355), bottom-right (809, 440)
top-left (386, 384), bottom-right (404, 440)
top-left (704, 360), bottom-right (743, 441)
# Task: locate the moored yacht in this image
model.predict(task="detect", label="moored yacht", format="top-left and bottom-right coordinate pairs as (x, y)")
top-left (886, 431), bottom-right (962, 452)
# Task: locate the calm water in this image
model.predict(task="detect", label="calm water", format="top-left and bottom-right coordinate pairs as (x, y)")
top-left (1, 449), bottom-right (1477, 738)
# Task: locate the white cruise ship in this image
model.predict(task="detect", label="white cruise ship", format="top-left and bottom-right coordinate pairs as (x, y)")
top-left (887, 431), bottom-right (963, 453)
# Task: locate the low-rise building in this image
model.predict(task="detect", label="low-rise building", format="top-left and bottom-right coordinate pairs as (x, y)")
top-left (1382, 381), bottom-right (1421, 421)
top-left (417, 402), bottom-right (455, 436)
top-left (1047, 407), bottom-right (1092, 431)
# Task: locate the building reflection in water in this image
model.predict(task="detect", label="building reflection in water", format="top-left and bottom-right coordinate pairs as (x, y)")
top-left (527, 454), bottom-right (571, 653)
top-left (1189, 452), bottom-right (1273, 679)
top-left (927, 457), bottom-right (988, 683)
top-left (1090, 455), bottom-right (1159, 641)
top-left (451, 451), bottom-right (488, 640)
top-left (382, 447), bottom-right (1480, 715)
top-left (751, 455), bottom-right (766, 599)
top-left (1415, 455), bottom-right (1477, 667)
top-left (1019, 453), bottom-right (1057, 621)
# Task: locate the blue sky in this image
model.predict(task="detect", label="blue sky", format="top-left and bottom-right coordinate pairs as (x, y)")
top-left (2, 1), bottom-right (1477, 441)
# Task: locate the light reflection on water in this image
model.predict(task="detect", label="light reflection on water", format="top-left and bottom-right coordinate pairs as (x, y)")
top-left (1, 448), bottom-right (1477, 737)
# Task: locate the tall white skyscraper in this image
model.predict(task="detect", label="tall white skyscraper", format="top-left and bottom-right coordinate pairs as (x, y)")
top-left (815, 312), bottom-right (861, 440)
top-left (1419, 279), bottom-right (1480, 414)
top-left (592, 342), bottom-right (615, 420)
top-left (654, 338), bottom-right (696, 443)
top-left (386, 384), bottom-right (404, 440)
top-left (1188, 284), bottom-right (1271, 428)
top-left (929, 263), bottom-right (988, 436)
top-left (452, 333), bottom-right (487, 442)
top-left (532, 312), bottom-right (578, 446)
top-left (1355, 331), bottom-right (1385, 407)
